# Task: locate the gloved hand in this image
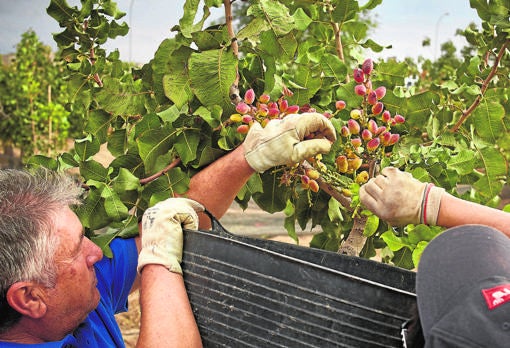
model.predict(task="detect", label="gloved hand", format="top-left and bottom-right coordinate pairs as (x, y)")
top-left (244, 112), bottom-right (337, 173)
top-left (137, 198), bottom-right (205, 274)
top-left (359, 167), bottom-right (445, 226)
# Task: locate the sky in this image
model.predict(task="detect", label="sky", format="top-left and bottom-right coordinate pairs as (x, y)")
top-left (0, 0), bottom-right (481, 64)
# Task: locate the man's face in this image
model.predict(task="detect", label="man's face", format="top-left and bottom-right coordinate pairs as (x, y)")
top-left (44, 207), bottom-right (103, 332)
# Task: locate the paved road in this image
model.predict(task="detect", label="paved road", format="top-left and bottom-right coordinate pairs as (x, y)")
top-left (219, 200), bottom-right (318, 244)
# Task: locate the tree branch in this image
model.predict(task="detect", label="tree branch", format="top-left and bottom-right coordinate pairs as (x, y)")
top-left (329, 7), bottom-right (349, 83)
top-left (139, 158), bottom-right (182, 185)
top-left (451, 39), bottom-right (509, 132)
top-left (301, 161), bottom-right (353, 210)
top-left (224, 0), bottom-right (241, 104)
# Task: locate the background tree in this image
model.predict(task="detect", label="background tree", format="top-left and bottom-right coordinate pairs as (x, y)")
top-left (25, 0), bottom-right (510, 269)
top-left (0, 30), bottom-right (73, 160)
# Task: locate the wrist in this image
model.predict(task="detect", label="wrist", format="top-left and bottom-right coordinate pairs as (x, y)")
top-left (421, 184), bottom-right (445, 225)
top-left (137, 246), bottom-right (182, 275)
top-left (238, 143), bottom-right (257, 174)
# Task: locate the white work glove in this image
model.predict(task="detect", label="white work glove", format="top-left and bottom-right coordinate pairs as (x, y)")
top-left (244, 112), bottom-right (337, 173)
top-left (359, 167), bottom-right (445, 226)
top-left (137, 198), bottom-right (205, 274)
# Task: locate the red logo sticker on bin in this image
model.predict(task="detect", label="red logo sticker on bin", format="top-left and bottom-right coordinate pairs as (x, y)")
top-left (481, 284), bottom-right (510, 310)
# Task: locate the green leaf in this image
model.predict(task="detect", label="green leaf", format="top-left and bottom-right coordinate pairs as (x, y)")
top-left (363, 214), bottom-right (379, 237)
top-left (142, 167), bottom-right (191, 201)
top-left (135, 113), bottom-right (162, 137)
top-left (248, 0), bottom-right (295, 36)
top-left (472, 100), bottom-right (505, 143)
top-left (376, 60), bottom-right (408, 86)
top-left (412, 241), bottom-right (429, 268)
top-left (407, 225), bottom-right (438, 245)
top-left (67, 75), bottom-right (91, 105)
top-left (295, 191), bottom-right (313, 230)
top-left (284, 215), bottom-right (299, 244)
top-left (320, 53), bottom-right (347, 83)
top-left (292, 8), bottom-right (312, 31)
top-left (107, 20), bottom-right (129, 39)
top-left (361, 38), bottom-right (388, 52)
top-left (59, 152), bottom-right (79, 168)
top-left (259, 30), bottom-right (298, 62)
top-left (91, 231), bottom-right (116, 258)
top-left (95, 76), bottom-right (147, 116)
top-left (331, 0), bottom-right (359, 23)
top-left (27, 155), bottom-right (59, 170)
top-left (285, 66), bottom-right (322, 106)
top-left (336, 80), bottom-right (363, 108)
top-left (174, 129), bottom-right (200, 165)
top-left (107, 129), bottom-right (127, 157)
top-left (77, 185), bottom-right (112, 230)
top-left (237, 174), bottom-right (264, 201)
top-left (448, 150), bottom-right (476, 175)
top-left (100, 0), bottom-right (126, 19)
top-left (137, 128), bottom-right (174, 174)
top-left (327, 198), bottom-right (343, 222)
top-left (472, 146), bottom-right (506, 198)
top-left (360, 0), bottom-right (383, 11)
top-left (194, 105), bottom-right (223, 128)
top-left (252, 172), bottom-right (289, 213)
top-left (188, 48), bottom-right (237, 110)
top-left (347, 21), bottom-right (369, 42)
top-left (162, 47), bottom-right (194, 108)
top-left (392, 248), bottom-right (415, 270)
top-left (104, 194), bottom-right (129, 221)
top-left (46, 0), bottom-right (80, 24)
top-left (381, 230), bottom-right (408, 251)
top-left (179, 0), bottom-right (210, 38)
top-left (85, 109), bottom-right (113, 143)
top-left (237, 17), bottom-right (269, 41)
top-left (80, 160), bottom-right (109, 181)
top-left (113, 168), bottom-right (140, 192)
top-left (191, 25), bottom-right (230, 51)
top-left (406, 91), bottom-right (440, 126)
top-left (75, 135), bottom-right (101, 161)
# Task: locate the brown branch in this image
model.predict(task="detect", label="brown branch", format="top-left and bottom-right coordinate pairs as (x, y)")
top-left (338, 214), bottom-right (367, 256)
top-left (80, 158), bottom-right (182, 191)
top-left (451, 39), bottom-right (509, 132)
top-left (301, 161), bottom-right (352, 211)
top-left (139, 158), bottom-right (182, 185)
top-left (316, 177), bottom-right (353, 210)
top-left (224, 0), bottom-right (238, 57)
top-left (330, 15), bottom-right (349, 83)
top-left (301, 163), bottom-right (365, 255)
top-left (224, 0), bottom-right (241, 104)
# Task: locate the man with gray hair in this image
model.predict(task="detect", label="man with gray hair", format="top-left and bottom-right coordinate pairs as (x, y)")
top-left (0, 112), bottom-right (336, 347)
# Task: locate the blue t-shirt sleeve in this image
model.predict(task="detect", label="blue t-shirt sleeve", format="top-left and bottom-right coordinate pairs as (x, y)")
top-left (94, 237), bottom-right (138, 314)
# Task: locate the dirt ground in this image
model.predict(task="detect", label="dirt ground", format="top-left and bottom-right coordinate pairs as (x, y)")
top-left (115, 201), bottom-right (315, 347)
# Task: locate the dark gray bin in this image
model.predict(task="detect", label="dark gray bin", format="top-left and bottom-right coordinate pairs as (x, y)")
top-left (182, 213), bottom-right (416, 348)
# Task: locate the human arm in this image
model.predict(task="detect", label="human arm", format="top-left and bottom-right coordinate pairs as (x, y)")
top-left (131, 111), bottom-right (336, 280)
top-left (135, 198), bottom-right (204, 347)
top-left (183, 112), bottom-right (337, 229)
top-left (359, 167), bottom-right (510, 238)
top-left (435, 193), bottom-right (510, 236)
top-left (184, 145), bottom-right (254, 229)
top-left (136, 265), bottom-right (201, 348)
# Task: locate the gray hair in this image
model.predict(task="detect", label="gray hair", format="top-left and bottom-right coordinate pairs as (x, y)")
top-left (0, 168), bottom-right (83, 329)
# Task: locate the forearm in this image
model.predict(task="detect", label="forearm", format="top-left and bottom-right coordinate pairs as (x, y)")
top-left (437, 193), bottom-right (510, 237)
top-left (136, 265), bottom-right (202, 348)
top-left (185, 145), bottom-right (254, 228)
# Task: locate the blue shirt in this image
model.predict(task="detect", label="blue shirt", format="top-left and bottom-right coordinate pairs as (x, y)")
top-left (0, 237), bottom-right (138, 348)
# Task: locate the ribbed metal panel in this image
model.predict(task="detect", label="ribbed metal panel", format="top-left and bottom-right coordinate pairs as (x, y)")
top-left (182, 217), bottom-right (416, 348)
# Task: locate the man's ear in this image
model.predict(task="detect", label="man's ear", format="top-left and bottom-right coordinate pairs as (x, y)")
top-left (6, 282), bottom-right (48, 319)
